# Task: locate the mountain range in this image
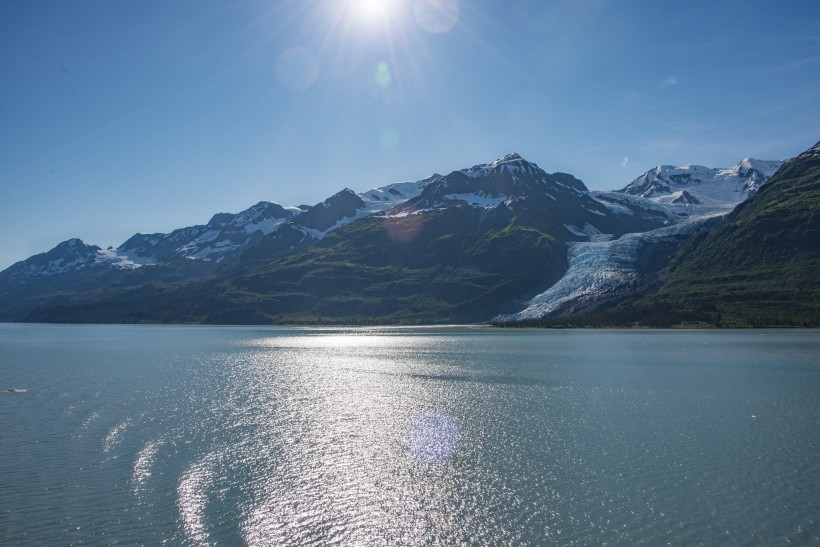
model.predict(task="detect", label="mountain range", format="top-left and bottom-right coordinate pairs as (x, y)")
top-left (1, 142), bottom-right (817, 326)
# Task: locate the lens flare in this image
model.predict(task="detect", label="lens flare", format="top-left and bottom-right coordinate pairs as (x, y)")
top-left (384, 213), bottom-right (423, 243)
top-left (414, 0), bottom-right (459, 34)
top-left (375, 61), bottom-right (392, 89)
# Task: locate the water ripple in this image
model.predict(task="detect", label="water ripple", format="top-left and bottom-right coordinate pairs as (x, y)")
top-left (2, 325), bottom-right (819, 545)
top-left (177, 452), bottom-right (220, 545)
top-left (102, 418), bottom-right (132, 453)
top-left (132, 439), bottom-right (164, 495)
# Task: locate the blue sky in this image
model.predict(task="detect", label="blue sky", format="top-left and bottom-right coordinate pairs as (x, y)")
top-left (1, 0), bottom-right (819, 269)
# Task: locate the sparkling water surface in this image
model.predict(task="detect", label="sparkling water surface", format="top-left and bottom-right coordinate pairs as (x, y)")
top-left (1, 325), bottom-right (818, 545)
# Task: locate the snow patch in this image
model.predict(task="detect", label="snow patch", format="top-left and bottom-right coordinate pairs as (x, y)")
top-left (243, 217), bottom-right (287, 236)
top-left (96, 248), bottom-right (145, 269)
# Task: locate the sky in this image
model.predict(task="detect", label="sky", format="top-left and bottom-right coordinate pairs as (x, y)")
top-left (1, 0), bottom-right (819, 269)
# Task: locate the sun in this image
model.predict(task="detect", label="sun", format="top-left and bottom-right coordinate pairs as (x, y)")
top-left (350, 0), bottom-right (399, 24)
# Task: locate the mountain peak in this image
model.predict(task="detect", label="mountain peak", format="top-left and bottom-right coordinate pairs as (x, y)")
top-left (459, 153), bottom-right (539, 180)
top-left (0, 238), bottom-right (104, 282)
top-left (794, 140), bottom-right (820, 162)
top-left (54, 238), bottom-right (101, 256)
top-left (488, 152), bottom-right (527, 168)
top-left (61, 238), bottom-right (86, 248)
top-left (619, 158), bottom-right (782, 203)
top-left (295, 187), bottom-right (366, 232)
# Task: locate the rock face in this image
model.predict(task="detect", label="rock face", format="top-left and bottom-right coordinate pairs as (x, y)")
top-left (293, 189), bottom-right (365, 232)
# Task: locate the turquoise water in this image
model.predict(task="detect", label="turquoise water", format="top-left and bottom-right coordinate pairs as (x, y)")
top-left (1, 325), bottom-right (818, 545)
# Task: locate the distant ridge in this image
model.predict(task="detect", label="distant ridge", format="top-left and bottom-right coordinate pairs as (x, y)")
top-left (2, 143), bottom-right (810, 326)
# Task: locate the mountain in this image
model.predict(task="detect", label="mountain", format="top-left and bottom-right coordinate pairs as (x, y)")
top-left (618, 158), bottom-right (783, 204)
top-left (389, 153), bottom-right (665, 239)
top-left (5, 154), bottom-right (670, 324)
top-left (3, 146), bottom-right (808, 326)
top-left (499, 157), bottom-right (784, 322)
top-left (118, 201), bottom-right (297, 265)
top-left (647, 141), bottom-right (820, 326)
top-left (503, 142), bottom-right (818, 327)
top-left (187, 154), bottom-right (668, 323)
top-left (0, 170), bottom-right (455, 322)
top-left (1, 238), bottom-right (107, 282)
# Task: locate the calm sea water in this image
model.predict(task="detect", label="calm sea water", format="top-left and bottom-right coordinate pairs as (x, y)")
top-left (1, 325), bottom-right (818, 545)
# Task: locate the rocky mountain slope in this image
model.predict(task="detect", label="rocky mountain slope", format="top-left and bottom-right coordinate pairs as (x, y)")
top-left (498, 157), bottom-right (784, 322)
top-left (2, 146), bottom-right (806, 325)
top-left (648, 141), bottom-right (820, 326)
top-left (618, 158), bottom-right (782, 203)
top-left (502, 142), bottom-right (818, 327)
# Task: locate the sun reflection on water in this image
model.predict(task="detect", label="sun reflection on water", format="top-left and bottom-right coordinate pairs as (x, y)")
top-left (220, 329), bottom-right (475, 544)
top-left (405, 409), bottom-right (461, 463)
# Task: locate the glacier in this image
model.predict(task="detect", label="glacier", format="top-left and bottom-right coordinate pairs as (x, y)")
top-left (500, 212), bottom-right (728, 321)
top-left (500, 156), bottom-right (783, 322)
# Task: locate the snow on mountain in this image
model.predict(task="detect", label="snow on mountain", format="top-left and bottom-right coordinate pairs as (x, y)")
top-left (618, 158), bottom-right (782, 205)
top-left (294, 189), bottom-right (365, 233)
top-left (0, 238), bottom-right (142, 282)
top-left (501, 157), bottom-right (784, 322)
top-left (362, 160), bottom-right (538, 217)
top-left (460, 153), bottom-right (548, 180)
top-left (441, 192), bottom-right (509, 209)
top-left (499, 212), bottom-right (727, 321)
top-left (388, 154), bottom-right (585, 214)
top-left (379, 153), bottom-right (670, 242)
top-left (3, 151), bottom-right (787, 309)
top-left (7, 238), bottom-right (101, 279)
top-left (366, 153), bottom-right (589, 219)
top-left (121, 175), bottom-right (443, 266)
top-left (174, 201), bottom-right (295, 261)
top-left (117, 201), bottom-right (296, 264)
top-left (95, 248), bottom-right (146, 270)
top-left (359, 174), bottom-right (441, 213)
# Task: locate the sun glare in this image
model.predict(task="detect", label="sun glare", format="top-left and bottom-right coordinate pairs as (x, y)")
top-left (353, 0), bottom-right (391, 19)
top-left (352, 0), bottom-right (397, 23)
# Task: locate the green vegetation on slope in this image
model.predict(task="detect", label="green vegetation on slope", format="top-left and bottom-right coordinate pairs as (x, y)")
top-left (24, 206), bottom-right (569, 324)
top-left (652, 144), bottom-right (820, 326)
top-left (612, 143), bottom-right (819, 327)
top-left (501, 141), bottom-right (820, 328)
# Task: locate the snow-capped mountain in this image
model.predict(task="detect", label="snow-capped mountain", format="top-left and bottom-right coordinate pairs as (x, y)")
top-left (116, 176), bottom-right (444, 267)
top-left (0, 238), bottom-right (101, 281)
top-left (2, 146), bottom-right (801, 325)
top-left (386, 153), bottom-right (666, 239)
top-left (618, 158), bottom-right (782, 205)
top-left (392, 153), bottom-right (587, 212)
top-left (118, 201), bottom-right (298, 265)
top-left (295, 189), bottom-right (366, 233)
top-left (0, 238), bottom-right (143, 283)
top-left (501, 156), bottom-right (784, 322)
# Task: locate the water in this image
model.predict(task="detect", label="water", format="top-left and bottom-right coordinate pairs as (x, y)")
top-left (1, 325), bottom-right (818, 545)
